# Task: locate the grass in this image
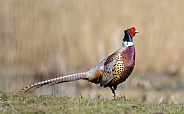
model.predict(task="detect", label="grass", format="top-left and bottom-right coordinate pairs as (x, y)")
top-left (0, 91), bottom-right (184, 114)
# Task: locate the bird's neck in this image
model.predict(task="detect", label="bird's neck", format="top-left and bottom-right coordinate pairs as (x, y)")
top-left (122, 33), bottom-right (134, 47)
top-left (122, 41), bottom-right (134, 47)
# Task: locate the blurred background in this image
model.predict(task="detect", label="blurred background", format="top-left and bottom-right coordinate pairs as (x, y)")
top-left (0, 0), bottom-right (184, 102)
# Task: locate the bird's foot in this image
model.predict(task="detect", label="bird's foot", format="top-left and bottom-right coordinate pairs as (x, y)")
top-left (112, 92), bottom-right (116, 99)
top-left (79, 94), bottom-right (84, 98)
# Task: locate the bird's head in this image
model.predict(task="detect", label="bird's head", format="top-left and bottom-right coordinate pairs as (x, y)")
top-left (125, 27), bottom-right (139, 38)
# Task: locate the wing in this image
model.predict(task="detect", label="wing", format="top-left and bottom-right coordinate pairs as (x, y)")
top-left (100, 49), bottom-right (121, 87)
top-left (88, 50), bottom-right (118, 85)
top-left (100, 59), bottom-right (116, 86)
top-left (100, 45), bottom-right (135, 87)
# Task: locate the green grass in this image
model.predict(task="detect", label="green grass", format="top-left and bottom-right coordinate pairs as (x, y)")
top-left (0, 91), bottom-right (183, 114)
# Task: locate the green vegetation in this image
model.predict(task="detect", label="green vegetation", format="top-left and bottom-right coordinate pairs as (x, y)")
top-left (0, 91), bottom-right (183, 114)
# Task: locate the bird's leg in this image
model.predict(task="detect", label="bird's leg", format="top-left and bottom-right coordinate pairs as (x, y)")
top-left (110, 86), bottom-right (116, 99)
top-left (113, 91), bottom-right (116, 99)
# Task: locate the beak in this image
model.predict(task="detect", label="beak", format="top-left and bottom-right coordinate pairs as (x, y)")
top-left (135, 30), bottom-right (139, 33)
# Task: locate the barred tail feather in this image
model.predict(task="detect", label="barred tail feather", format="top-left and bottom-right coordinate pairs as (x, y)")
top-left (19, 72), bottom-right (88, 93)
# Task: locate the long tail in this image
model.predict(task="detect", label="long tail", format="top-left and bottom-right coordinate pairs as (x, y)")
top-left (19, 72), bottom-right (88, 93)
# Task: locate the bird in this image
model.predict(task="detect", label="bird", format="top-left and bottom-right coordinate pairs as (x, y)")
top-left (19, 27), bottom-right (139, 99)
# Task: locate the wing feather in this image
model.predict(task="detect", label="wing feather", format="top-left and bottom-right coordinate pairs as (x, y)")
top-left (100, 59), bottom-right (116, 86)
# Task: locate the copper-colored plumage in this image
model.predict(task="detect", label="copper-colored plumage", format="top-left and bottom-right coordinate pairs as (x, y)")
top-left (91, 69), bottom-right (103, 84)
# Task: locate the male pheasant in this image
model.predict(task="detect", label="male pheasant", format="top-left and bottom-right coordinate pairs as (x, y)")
top-left (19, 27), bottom-right (138, 98)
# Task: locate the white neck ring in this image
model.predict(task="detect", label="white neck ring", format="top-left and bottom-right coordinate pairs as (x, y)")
top-left (123, 41), bottom-right (134, 47)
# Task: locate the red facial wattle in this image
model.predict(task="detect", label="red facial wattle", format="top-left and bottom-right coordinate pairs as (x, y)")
top-left (128, 27), bottom-right (137, 38)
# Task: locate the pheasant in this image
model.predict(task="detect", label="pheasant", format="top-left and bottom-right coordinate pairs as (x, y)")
top-left (19, 27), bottom-right (138, 98)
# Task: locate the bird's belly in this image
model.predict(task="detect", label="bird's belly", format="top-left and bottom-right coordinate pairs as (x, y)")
top-left (108, 65), bottom-right (134, 86)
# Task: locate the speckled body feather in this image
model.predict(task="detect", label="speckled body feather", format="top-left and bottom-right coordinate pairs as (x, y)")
top-left (19, 27), bottom-right (138, 98)
top-left (102, 45), bottom-right (135, 87)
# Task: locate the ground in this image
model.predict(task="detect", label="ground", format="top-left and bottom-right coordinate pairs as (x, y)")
top-left (0, 91), bottom-right (184, 114)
